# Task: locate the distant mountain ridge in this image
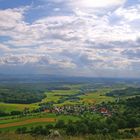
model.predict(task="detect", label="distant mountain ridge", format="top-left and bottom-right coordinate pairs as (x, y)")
top-left (0, 74), bottom-right (140, 84)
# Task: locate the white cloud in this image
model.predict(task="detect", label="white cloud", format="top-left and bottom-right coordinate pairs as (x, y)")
top-left (68, 0), bottom-right (126, 8)
top-left (0, 1), bottom-right (140, 77)
top-left (115, 5), bottom-right (140, 21)
top-left (0, 6), bottom-right (29, 30)
top-left (47, 0), bottom-right (126, 8)
top-left (0, 44), bottom-right (10, 52)
top-left (0, 55), bottom-right (76, 70)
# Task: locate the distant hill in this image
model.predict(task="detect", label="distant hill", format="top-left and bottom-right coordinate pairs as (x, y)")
top-left (0, 74), bottom-right (140, 84)
top-left (106, 87), bottom-right (140, 97)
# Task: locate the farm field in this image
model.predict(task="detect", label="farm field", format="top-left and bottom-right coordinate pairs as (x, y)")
top-left (1, 0), bottom-right (140, 138)
top-left (0, 103), bottom-right (38, 113)
top-left (0, 114), bottom-right (82, 130)
top-left (0, 81), bottom-right (140, 140)
top-left (0, 85), bottom-right (114, 129)
top-left (79, 89), bottom-right (115, 104)
top-left (41, 89), bottom-right (80, 104)
top-left (0, 118), bottom-right (56, 129)
top-left (0, 86), bottom-right (114, 113)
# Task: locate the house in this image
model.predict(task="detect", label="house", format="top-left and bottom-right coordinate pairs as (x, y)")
top-left (44, 109), bottom-right (50, 113)
top-left (99, 107), bottom-right (112, 116)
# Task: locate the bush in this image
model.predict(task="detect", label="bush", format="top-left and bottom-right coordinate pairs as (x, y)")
top-left (16, 127), bottom-right (27, 134)
top-left (30, 125), bottom-right (49, 136)
top-left (55, 120), bottom-right (65, 129)
top-left (66, 123), bottom-right (77, 135)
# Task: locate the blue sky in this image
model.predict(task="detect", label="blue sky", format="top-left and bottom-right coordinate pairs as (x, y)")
top-left (0, 0), bottom-right (140, 77)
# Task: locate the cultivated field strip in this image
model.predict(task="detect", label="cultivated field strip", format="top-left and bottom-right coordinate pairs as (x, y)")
top-left (0, 118), bottom-right (56, 128)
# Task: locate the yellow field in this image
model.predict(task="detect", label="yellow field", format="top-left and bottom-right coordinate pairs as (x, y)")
top-left (0, 103), bottom-right (38, 113)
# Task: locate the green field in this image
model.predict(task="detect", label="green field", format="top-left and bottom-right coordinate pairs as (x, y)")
top-left (0, 113), bottom-right (80, 131)
top-left (0, 87), bottom-right (115, 113)
top-left (0, 103), bottom-right (38, 113)
top-left (0, 86), bottom-right (114, 130)
top-left (80, 88), bottom-right (115, 104)
top-left (41, 89), bottom-right (80, 102)
top-left (0, 84), bottom-right (139, 132)
top-left (0, 83), bottom-right (140, 140)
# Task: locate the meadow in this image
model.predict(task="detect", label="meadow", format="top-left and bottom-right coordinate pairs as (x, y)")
top-left (0, 83), bottom-right (113, 130)
top-left (0, 82), bottom-right (140, 140)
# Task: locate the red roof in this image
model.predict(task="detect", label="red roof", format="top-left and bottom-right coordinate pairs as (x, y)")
top-left (100, 108), bottom-right (108, 113)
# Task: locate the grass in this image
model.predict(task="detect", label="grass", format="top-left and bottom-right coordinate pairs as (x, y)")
top-left (0, 89), bottom-right (79, 113)
top-left (0, 118), bottom-right (56, 129)
top-left (0, 113), bottom-right (79, 125)
top-left (41, 89), bottom-right (80, 104)
top-left (41, 88), bottom-right (115, 106)
top-left (0, 103), bottom-right (38, 113)
top-left (79, 88), bottom-right (115, 104)
top-left (0, 113), bottom-right (56, 124)
top-left (0, 88), bottom-right (114, 113)
top-left (0, 84), bottom-right (139, 140)
top-left (0, 87), bottom-right (115, 132)
top-left (1, 132), bottom-right (139, 140)
top-left (0, 113), bottom-right (80, 131)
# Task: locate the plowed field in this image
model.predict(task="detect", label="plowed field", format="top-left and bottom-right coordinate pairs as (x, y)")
top-left (0, 118), bottom-right (56, 129)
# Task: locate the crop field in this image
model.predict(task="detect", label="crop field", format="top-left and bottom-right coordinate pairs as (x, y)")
top-left (0, 86), bottom-right (115, 113)
top-left (0, 113), bottom-right (80, 131)
top-left (80, 89), bottom-right (115, 104)
top-left (41, 89), bottom-right (80, 103)
top-left (0, 84), bottom-right (139, 140)
top-left (0, 83), bottom-right (116, 113)
top-left (0, 86), bottom-right (105, 128)
top-left (40, 88), bottom-right (116, 106)
top-left (0, 86), bottom-right (115, 132)
top-left (0, 89), bottom-right (81, 113)
top-left (0, 118), bottom-right (56, 129)
top-left (0, 103), bottom-right (38, 113)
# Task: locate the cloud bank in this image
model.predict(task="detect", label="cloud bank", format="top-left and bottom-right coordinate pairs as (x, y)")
top-left (0, 0), bottom-right (140, 77)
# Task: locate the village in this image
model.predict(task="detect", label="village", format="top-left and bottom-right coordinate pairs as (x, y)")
top-left (41, 103), bottom-right (114, 117)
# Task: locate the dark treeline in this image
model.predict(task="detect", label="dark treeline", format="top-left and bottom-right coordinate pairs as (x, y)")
top-left (126, 96), bottom-right (140, 108)
top-left (106, 87), bottom-right (140, 97)
top-left (16, 118), bottom-right (140, 139)
top-left (0, 87), bottom-right (46, 104)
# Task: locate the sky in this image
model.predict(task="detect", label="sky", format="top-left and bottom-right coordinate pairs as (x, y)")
top-left (0, 0), bottom-right (140, 78)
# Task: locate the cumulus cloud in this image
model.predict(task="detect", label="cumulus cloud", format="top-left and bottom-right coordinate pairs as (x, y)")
top-left (0, 44), bottom-right (10, 51)
top-left (0, 0), bottom-right (140, 77)
top-left (46, 0), bottom-right (126, 8)
top-left (122, 49), bottom-right (140, 59)
top-left (115, 5), bottom-right (140, 21)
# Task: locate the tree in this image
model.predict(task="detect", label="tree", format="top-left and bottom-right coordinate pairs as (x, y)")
top-left (16, 127), bottom-right (27, 134)
top-left (55, 120), bottom-right (65, 129)
top-left (117, 119), bottom-right (127, 129)
top-left (11, 111), bottom-right (21, 116)
top-left (127, 117), bottom-right (138, 128)
top-left (66, 123), bottom-right (77, 135)
top-left (130, 128), bottom-right (136, 135)
top-left (46, 124), bottom-right (54, 129)
top-left (30, 125), bottom-right (49, 136)
top-left (109, 123), bottom-right (118, 133)
top-left (76, 122), bottom-right (88, 134)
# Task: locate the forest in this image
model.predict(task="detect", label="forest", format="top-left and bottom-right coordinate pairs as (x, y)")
top-left (106, 87), bottom-right (140, 97)
top-left (0, 87), bottom-right (46, 104)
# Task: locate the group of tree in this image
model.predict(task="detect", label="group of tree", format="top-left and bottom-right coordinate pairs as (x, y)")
top-left (14, 96), bottom-right (140, 139)
top-left (0, 87), bottom-right (46, 104)
top-left (106, 87), bottom-right (140, 97)
top-left (15, 119), bottom-right (140, 139)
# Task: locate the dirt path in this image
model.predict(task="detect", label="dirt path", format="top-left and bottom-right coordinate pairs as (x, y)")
top-left (0, 118), bottom-right (56, 129)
